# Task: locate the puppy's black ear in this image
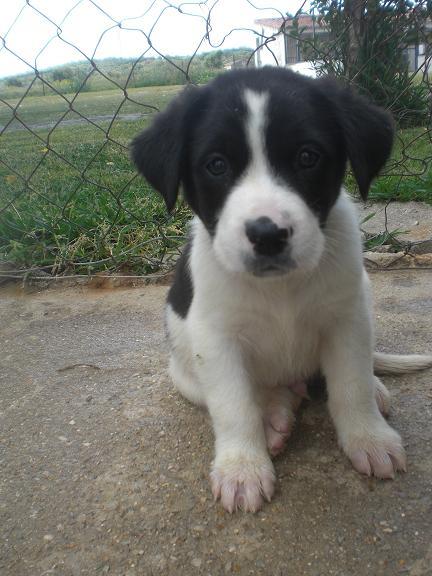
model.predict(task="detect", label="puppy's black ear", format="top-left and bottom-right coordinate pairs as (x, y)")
top-left (131, 85), bottom-right (200, 211)
top-left (320, 79), bottom-right (395, 200)
top-left (339, 87), bottom-right (394, 200)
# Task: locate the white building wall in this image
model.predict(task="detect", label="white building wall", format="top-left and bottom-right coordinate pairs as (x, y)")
top-left (255, 26), bottom-right (286, 67)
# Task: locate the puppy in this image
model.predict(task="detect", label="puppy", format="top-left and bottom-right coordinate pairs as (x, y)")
top-left (131, 67), bottom-right (432, 513)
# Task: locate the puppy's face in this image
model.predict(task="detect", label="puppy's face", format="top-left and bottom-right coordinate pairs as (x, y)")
top-left (132, 68), bottom-right (394, 277)
top-left (187, 86), bottom-right (345, 276)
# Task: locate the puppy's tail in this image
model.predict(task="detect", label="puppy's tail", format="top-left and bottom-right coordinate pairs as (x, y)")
top-left (374, 352), bottom-right (432, 375)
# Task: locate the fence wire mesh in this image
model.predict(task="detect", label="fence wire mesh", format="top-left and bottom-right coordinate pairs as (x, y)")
top-left (0, 0), bottom-right (431, 282)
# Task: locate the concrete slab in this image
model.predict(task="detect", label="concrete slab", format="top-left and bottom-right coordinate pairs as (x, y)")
top-left (1, 273), bottom-right (432, 576)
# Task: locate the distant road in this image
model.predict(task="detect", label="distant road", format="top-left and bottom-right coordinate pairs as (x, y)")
top-left (0, 112), bottom-right (152, 133)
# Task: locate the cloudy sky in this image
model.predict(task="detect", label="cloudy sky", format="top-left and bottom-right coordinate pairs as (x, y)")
top-left (0, 0), bottom-right (310, 78)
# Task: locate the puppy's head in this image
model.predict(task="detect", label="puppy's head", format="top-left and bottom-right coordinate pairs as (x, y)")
top-left (131, 67), bottom-right (394, 277)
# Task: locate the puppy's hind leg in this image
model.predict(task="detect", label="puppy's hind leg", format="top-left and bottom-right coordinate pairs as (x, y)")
top-left (374, 376), bottom-right (391, 417)
top-left (261, 376), bottom-right (390, 455)
top-left (263, 385), bottom-right (303, 457)
top-left (166, 305), bottom-right (206, 407)
top-left (169, 354), bottom-right (206, 407)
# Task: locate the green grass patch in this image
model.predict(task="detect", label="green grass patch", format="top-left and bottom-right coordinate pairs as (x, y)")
top-left (346, 126), bottom-right (432, 203)
top-left (360, 213), bottom-right (410, 251)
top-left (368, 127), bottom-right (432, 203)
top-left (0, 86), bottom-right (190, 275)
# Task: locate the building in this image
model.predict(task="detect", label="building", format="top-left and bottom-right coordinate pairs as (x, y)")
top-left (254, 14), bottom-right (431, 74)
top-left (254, 15), bottom-right (327, 69)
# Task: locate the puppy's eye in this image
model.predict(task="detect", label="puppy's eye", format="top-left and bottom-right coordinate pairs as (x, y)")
top-left (297, 148), bottom-right (320, 169)
top-left (206, 156), bottom-right (228, 176)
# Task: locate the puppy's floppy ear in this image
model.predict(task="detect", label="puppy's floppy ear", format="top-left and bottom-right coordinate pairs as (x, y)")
top-left (342, 90), bottom-right (394, 200)
top-left (322, 80), bottom-right (395, 200)
top-left (130, 85), bottom-right (200, 212)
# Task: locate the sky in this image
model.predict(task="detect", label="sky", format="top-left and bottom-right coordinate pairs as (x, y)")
top-left (0, 0), bottom-right (310, 78)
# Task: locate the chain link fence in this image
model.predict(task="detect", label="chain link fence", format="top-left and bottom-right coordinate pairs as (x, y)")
top-left (1, 0), bottom-right (431, 283)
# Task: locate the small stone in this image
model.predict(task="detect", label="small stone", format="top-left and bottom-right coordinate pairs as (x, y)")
top-left (43, 534), bottom-right (54, 542)
top-left (69, 420), bottom-right (75, 425)
top-left (191, 558), bottom-right (202, 568)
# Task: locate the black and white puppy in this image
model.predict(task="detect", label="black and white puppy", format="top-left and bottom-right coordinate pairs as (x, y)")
top-left (132, 67), bottom-right (432, 513)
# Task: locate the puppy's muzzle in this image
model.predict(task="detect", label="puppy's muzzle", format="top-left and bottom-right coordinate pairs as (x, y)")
top-left (245, 216), bottom-right (292, 257)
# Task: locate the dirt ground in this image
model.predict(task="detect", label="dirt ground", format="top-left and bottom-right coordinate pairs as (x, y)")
top-left (1, 271), bottom-right (432, 576)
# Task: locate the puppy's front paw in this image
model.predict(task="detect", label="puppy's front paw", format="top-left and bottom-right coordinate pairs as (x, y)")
top-left (341, 417), bottom-right (406, 479)
top-left (210, 454), bottom-right (275, 513)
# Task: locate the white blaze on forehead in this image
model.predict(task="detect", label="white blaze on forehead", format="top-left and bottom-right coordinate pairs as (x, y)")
top-left (212, 87), bottom-right (325, 275)
top-left (243, 89), bottom-right (269, 172)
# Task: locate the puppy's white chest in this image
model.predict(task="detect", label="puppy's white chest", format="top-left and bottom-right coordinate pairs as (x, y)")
top-left (238, 296), bottom-right (321, 385)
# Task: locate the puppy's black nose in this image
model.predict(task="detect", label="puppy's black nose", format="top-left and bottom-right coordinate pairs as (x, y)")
top-left (245, 217), bottom-right (291, 256)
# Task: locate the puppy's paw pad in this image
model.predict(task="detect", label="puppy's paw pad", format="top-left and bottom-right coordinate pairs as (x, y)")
top-left (210, 457), bottom-right (275, 513)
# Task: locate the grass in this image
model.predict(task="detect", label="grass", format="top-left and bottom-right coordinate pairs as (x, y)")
top-left (0, 85), bottom-right (189, 275)
top-left (344, 126), bottom-right (432, 203)
top-left (1, 85), bottom-right (431, 275)
top-left (367, 127), bottom-right (432, 203)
